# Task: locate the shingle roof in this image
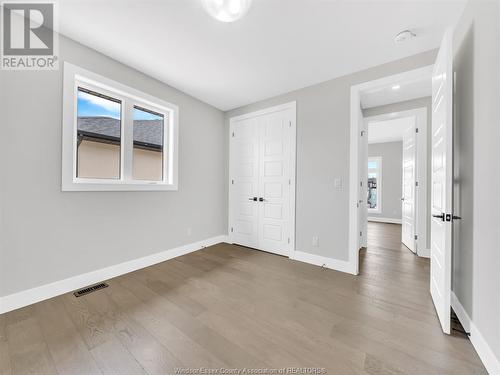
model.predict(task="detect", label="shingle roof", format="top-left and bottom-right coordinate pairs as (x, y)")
top-left (77, 116), bottom-right (163, 148)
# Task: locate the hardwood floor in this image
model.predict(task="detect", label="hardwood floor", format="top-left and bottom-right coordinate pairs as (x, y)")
top-left (0, 223), bottom-right (486, 374)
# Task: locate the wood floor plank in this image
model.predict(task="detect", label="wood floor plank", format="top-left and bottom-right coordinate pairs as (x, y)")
top-left (35, 299), bottom-right (102, 375)
top-left (0, 315), bottom-right (12, 375)
top-left (119, 273), bottom-right (266, 368)
top-left (5, 316), bottom-right (58, 375)
top-left (89, 337), bottom-right (147, 375)
top-left (61, 292), bottom-right (114, 351)
top-left (82, 288), bottom-right (184, 374)
top-left (104, 279), bottom-right (228, 368)
top-left (0, 222), bottom-right (486, 374)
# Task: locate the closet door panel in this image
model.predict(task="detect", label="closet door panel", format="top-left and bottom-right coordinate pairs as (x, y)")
top-left (257, 110), bottom-right (292, 256)
top-left (229, 118), bottom-right (260, 249)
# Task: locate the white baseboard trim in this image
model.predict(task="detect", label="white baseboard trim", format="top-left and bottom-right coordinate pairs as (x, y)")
top-left (368, 217), bottom-right (402, 224)
top-left (417, 248), bottom-right (430, 258)
top-left (0, 235), bottom-right (229, 315)
top-left (451, 292), bottom-right (500, 375)
top-left (451, 291), bottom-right (471, 332)
top-left (290, 251), bottom-right (356, 275)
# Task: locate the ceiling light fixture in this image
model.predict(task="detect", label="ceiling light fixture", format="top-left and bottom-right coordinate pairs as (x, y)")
top-left (202, 0), bottom-right (252, 22)
top-left (392, 84), bottom-right (401, 90)
top-left (394, 30), bottom-right (416, 44)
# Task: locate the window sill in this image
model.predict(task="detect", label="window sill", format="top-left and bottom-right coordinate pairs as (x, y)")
top-left (62, 180), bottom-right (178, 192)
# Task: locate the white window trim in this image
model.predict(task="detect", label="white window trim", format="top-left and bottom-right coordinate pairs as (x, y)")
top-left (367, 156), bottom-right (382, 214)
top-left (62, 62), bottom-right (179, 191)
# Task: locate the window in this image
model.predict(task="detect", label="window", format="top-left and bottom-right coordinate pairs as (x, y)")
top-left (77, 88), bottom-right (122, 179)
top-left (62, 63), bottom-right (178, 191)
top-left (367, 157), bottom-right (382, 213)
top-left (133, 106), bottom-right (164, 181)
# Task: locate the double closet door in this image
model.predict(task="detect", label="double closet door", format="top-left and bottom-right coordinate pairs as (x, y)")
top-left (229, 103), bottom-right (296, 257)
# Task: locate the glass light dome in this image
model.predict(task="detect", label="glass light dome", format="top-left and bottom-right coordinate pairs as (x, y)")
top-left (202, 0), bottom-right (252, 23)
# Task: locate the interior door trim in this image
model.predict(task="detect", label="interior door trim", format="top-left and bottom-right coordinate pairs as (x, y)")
top-left (228, 101), bottom-right (297, 258)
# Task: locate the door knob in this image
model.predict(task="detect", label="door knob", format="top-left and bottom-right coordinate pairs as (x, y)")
top-left (259, 197), bottom-right (266, 202)
top-left (432, 213), bottom-right (445, 221)
top-left (248, 197), bottom-right (257, 201)
top-left (453, 215), bottom-right (462, 220)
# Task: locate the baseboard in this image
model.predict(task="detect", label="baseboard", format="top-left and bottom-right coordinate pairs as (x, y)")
top-left (290, 250), bottom-right (355, 275)
top-left (451, 292), bottom-right (500, 374)
top-left (0, 235), bottom-right (229, 314)
top-left (417, 248), bottom-right (430, 258)
top-left (451, 291), bottom-right (471, 332)
top-left (368, 217), bottom-right (402, 224)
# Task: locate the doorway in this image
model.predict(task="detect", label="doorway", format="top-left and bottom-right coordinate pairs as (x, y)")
top-left (228, 102), bottom-right (297, 257)
top-left (350, 29), bottom-right (455, 334)
top-left (362, 108), bottom-right (429, 256)
top-left (349, 65), bottom-right (433, 275)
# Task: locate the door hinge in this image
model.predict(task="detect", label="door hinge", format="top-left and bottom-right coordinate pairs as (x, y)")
top-left (230, 227), bottom-right (234, 233)
top-left (360, 130), bottom-right (366, 137)
top-left (231, 179), bottom-right (234, 185)
top-left (414, 234), bottom-right (418, 240)
top-left (415, 128), bottom-right (419, 133)
top-left (289, 121), bottom-right (292, 127)
top-left (288, 179), bottom-right (291, 185)
top-left (360, 181), bottom-right (363, 187)
top-left (360, 231), bottom-right (363, 237)
top-left (287, 237), bottom-right (290, 244)
top-left (415, 181), bottom-right (419, 187)
top-left (232, 132), bottom-right (235, 137)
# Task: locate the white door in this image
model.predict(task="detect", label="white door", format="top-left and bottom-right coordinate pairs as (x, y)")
top-left (229, 118), bottom-right (260, 249)
top-left (401, 119), bottom-right (416, 252)
top-left (430, 29), bottom-right (453, 334)
top-left (257, 111), bottom-right (294, 256)
top-left (359, 116), bottom-right (368, 249)
top-left (229, 103), bottom-right (296, 257)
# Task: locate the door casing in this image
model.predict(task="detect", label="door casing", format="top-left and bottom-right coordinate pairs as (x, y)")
top-left (349, 66), bottom-right (433, 275)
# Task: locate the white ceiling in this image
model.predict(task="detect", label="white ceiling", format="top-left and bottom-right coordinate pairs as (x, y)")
top-left (360, 73), bottom-right (432, 109)
top-left (368, 116), bottom-right (414, 144)
top-left (58, 0), bottom-right (466, 111)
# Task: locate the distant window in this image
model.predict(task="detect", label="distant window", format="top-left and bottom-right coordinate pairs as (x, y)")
top-left (367, 157), bottom-right (382, 213)
top-left (62, 63), bottom-right (178, 191)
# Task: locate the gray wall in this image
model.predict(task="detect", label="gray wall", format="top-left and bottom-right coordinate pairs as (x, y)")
top-left (363, 97), bottom-right (432, 250)
top-left (453, 0), bottom-right (500, 363)
top-left (367, 142), bottom-right (402, 220)
top-left (0, 35), bottom-right (227, 296)
top-left (225, 50), bottom-right (436, 261)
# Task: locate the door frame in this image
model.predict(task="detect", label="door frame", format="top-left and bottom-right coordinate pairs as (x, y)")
top-left (363, 107), bottom-right (429, 256)
top-left (228, 101), bottom-right (297, 257)
top-left (349, 66), bottom-right (433, 274)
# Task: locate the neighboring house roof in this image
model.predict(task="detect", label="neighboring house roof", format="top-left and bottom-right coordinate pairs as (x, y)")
top-left (77, 116), bottom-right (163, 149)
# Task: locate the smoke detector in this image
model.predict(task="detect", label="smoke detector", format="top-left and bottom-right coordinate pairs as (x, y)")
top-left (394, 30), bottom-right (416, 44)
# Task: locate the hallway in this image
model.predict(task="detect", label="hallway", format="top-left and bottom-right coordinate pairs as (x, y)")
top-left (357, 221), bottom-right (485, 373)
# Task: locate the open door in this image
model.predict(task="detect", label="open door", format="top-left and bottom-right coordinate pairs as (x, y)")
top-left (401, 119), bottom-right (416, 252)
top-left (359, 114), bottom-right (368, 250)
top-left (430, 29), bottom-right (453, 334)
